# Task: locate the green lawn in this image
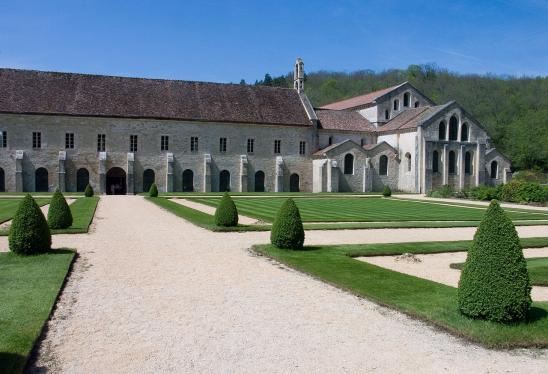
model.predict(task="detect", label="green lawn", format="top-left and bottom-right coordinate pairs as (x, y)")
top-left (451, 257), bottom-right (548, 286)
top-left (0, 250), bottom-right (75, 373)
top-left (190, 196), bottom-right (548, 223)
top-left (0, 199), bottom-right (50, 224)
top-left (253, 238), bottom-right (548, 348)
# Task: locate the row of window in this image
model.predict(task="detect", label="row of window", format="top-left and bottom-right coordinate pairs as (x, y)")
top-left (432, 150), bottom-right (473, 175)
top-left (438, 117), bottom-right (469, 141)
top-left (342, 154), bottom-right (389, 175)
top-left (383, 93), bottom-right (421, 120)
top-left (14, 132), bottom-right (308, 155)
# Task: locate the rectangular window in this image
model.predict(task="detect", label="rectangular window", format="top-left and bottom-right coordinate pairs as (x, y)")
top-left (219, 137), bottom-right (227, 153)
top-left (191, 137), bottom-right (199, 152)
top-left (247, 138), bottom-right (254, 153)
top-left (65, 133), bottom-right (74, 149)
top-left (161, 135), bottom-right (169, 151)
top-left (0, 131), bottom-right (6, 148)
top-left (32, 132), bottom-right (41, 149)
top-left (274, 139), bottom-right (281, 154)
top-left (130, 135), bottom-right (138, 152)
top-left (299, 141), bottom-right (306, 155)
top-left (97, 134), bottom-right (106, 152)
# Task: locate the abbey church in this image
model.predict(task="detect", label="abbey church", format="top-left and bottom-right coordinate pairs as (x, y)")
top-left (0, 59), bottom-right (511, 194)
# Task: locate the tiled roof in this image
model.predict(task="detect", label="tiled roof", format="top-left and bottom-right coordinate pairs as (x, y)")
top-left (319, 83), bottom-right (406, 110)
top-left (316, 109), bottom-right (375, 132)
top-left (377, 104), bottom-right (450, 133)
top-left (0, 68), bottom-right (310, 126)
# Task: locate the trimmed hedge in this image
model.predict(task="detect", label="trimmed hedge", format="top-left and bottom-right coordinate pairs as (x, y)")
top-left (47, 190), bottom-right (73, 229)
top-left (270, 198), bottom-right (305, 249)
top-left (8, 194), bottom-right (52, 255)
top-left (214, 192), bottom-right (239, 227)
top-left (382, 185), bottom-right (392, 197)
top-left (458, 200), bottom-right (531, 322)
top-left (84, 184), bottom-right (94, 197)
top-left (149, 183), bottom-right (159, 198)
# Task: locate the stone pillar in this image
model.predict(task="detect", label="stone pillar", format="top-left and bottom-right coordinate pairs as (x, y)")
top-left (15, 150), bottom-right (24, 192)
top-left (326, 159), bottom-right (339, 192)
top-left (99, 152), bottom-right (107, 194)
top-left (442, 144), bottom-right (449, 185)
top-left (312, 159), bottom-right (326, 193)
top-left (203, 154), bottom-right (211, 192)
top-left (127, 152), bottom-right (134, 195)
top-left (58, 151), bottom-right (66, 192)
top-left (166, 153), bottom-right (174, 193)
top-left (363, 157), bottom-right (373, 192)
top-left (458, 145), bottom-right (465, 190)
top-left (275, 156), bottom-right (284, 192)
top-left (239, 155), bottom-right (248, 192)
top-left (423, 141), bottom-right (433, 193)
top-left (475, 143), bottom-right (486, 186)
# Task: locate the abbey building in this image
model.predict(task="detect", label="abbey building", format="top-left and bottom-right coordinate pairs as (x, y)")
top-left (0, 59), bottom-right (511, 194)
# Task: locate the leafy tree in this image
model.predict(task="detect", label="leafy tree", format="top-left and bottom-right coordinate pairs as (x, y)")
top-left (214, 192), bottom-right (239, 227)
top-left (47, 190), bottom-right (73, 229)
top-left (270, 198), bottom-right (305, 249)
top-left (9, 194), bottom-right (52, 255)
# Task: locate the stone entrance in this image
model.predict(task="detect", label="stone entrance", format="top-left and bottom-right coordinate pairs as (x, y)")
top-left (106, 167), bottom-right (126, 195)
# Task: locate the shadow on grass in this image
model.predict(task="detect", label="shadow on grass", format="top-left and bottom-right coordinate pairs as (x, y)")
top-left (527, 306), bottom-right (548, 323)
top-left (0, 352), bottom-right (27, 374)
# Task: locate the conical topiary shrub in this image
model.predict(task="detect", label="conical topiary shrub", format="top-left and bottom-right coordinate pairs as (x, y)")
top-left (382, 185), bottom-right (392, 197)
top-left (47, 189), bottom-right (73, 229)
top-left (149, 183), bottom-right (159, 197)
top-left (9, 194), bottom-right (52, 255)
top-left (214, 192), bottom-right (239, 227)
top-left (270, 198), bottom-right (305, 250)
top-left (458, 200), bottom-right (531, 322)
top-left (84, 184), bottom-right (94, 197)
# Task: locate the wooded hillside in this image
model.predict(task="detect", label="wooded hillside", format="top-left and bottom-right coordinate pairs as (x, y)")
top-left (252, 65), bottom-right (548, 171)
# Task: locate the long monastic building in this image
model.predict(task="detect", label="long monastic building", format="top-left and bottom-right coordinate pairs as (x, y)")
top-left (0, 59), bottom-right (511, 194)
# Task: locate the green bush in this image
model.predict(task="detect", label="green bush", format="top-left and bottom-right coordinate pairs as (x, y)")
top-left (382, 185), bottom-right (392, 197)
top-left (458, 200), bottom-right (531, 322)
top-left (470, 185), bottom-right (499, 201)
top-left (214, 192), bottom-right (239, 227)
top-left (84, 184), bottom-right (94, 197)
top-left (47, 190), bottom-right (73, 229)
top-left (270, 198), bottom-right (305, 249)
top-left (149, 183), bottom-right (159, 198)
top-left (9, 194), bottom-right (52, 255)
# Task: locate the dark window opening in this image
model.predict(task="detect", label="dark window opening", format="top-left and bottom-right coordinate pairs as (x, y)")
top-left (143, 169), bottom-right (155, 192)
top-left (432, 151), bottom-right (439, 173)
top-left (448, 151), bottom-right (456, 174)
top-left (182, 169), bottom-right (194, 192)
top-left (449, 116), bottom-right (459, 141)
top-left (379, 155), bottom-right (388, 175)
top-left (290, 173), bottom-right (300, 192)
top-left (76, 168), bottom-right (89, 192)
top-left (254, 171), bottom-right (265, 192)
top-left (344, 153), bottom-right (354, 175)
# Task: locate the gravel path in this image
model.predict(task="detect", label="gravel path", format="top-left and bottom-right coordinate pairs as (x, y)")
top-left (0, 196), bottom-right (545, 373)
top-left (359, 248), bottom-right (548, 301)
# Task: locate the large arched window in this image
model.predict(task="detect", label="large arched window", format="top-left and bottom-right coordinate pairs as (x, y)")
top-left (432, 151), bottom-right (439, 173)
top-left (143, 169), bottom-right (155, 193)
top-left (379, 155), bottom-right (388, 176)
top-left (35, 167), bottom-right (48, 192)
top-left (182, 169), bottom-right (194, 192)
top-left (438, 121), bottom-right (446, 140)
top-left (219, 170), bottom-right (230, 192)
top-left (448, 151), bottom-right (456, 174)
top-left (405, 153), bottom-right (412, 172)
top-left (76, 168), bottom-right (89, 192)
top-left (344, 153), bottom-right (354, 175)
top-left (0, 167), bottom-right (4, 192)
top-left (449, 115), bottom-right (459, 141)
top-left (461, 123), bottom-right (469, 141)
top-left (465, 152), bottom-right (472, 175)
top-left (254, 171), bottom-right (265, 192)
top-left (490, 161), bottom-right (498, 179)
top-left (403, 92), bottom-right (410, 107)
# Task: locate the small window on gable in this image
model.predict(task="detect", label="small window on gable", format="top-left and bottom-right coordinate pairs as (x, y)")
top-left (328, 136), bottom-right (333, 145)
top-left (461, 123), bottom-right (469, 142)
top-left (393, 99), bottom-right (399, 111)
top-left (438, 121), bottom-right (446, 140)
top-left (405, 153), bottom-right (411, 172)
top-left (449, 115), bottom-right (459, 141)
top-left (414, 101), bottom-right (420, 108)
top-left (385, 110), bottom-right (390, 120)
top-left (403, 92), bottom-right (410, 107)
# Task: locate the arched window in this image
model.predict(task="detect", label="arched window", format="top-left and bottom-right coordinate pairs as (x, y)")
top-left (254, 171), bottom-right (265, 192)
top-left (219, 170), bottom-right (230, 192)
top-left (76, 168), bottom-right (89, 192)
top-left (405, 153), bottom-right (412, 172)
top-left (328, 136), bottom-right (333, 146)
top-left (448, 151), bottom-right (456, 174)
top-left (0, 167), bottom-right (5, 192)
top-left (432, 151), bottom-right (439, 173)
top-left (385, 110), bottom-right (390, 120)
top-left (360, 138), bottom-right (366, 146)
top-left (438, 121), bottom-right (446, 140)
top-left (465, 152), bottom-right (472, 175)
top-left (403, 92), bottom-right (410, 107)
top-left (379, 155), bottom-right (388, 176)
top-left (344, 153), bottom-right (354, 175)
top-left (414, 101), bottom-right (420, 108)
top-left (143, 169), bottom-right (155, 193)
top-left (182, 169), bottom-right (194, 192)
top-left (35, 167), bottom-right (48, 192)
top-left (393, 99), bottom-right (399, 111)
top-left (449, 115), bottom-right (459, 141)
top-left (290, 173), bottom-right (300, 192)
top-left (490, 161), bottom-right (498, 179)
top-left (461, 123), bottom-right (469, 141)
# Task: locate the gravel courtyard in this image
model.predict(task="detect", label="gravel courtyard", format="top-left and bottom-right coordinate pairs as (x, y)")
top-left (2, 196), bottom-right (547, 373)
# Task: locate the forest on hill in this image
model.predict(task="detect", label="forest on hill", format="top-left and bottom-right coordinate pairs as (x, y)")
top-left (250, 65), bottom-right (547, 171)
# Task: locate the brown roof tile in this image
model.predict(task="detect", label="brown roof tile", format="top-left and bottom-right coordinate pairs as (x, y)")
top-left (319, 83), bottom-right (405, 110)
top-left (376, 105), bottom-right (448, 133)
top-left (0, 68), bottom-right (310, 126)
top-left (316, 109), bottom-right (375, 132)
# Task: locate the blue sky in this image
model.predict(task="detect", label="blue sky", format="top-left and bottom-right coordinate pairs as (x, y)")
top-left (1, 0), bottom-right (547, 83)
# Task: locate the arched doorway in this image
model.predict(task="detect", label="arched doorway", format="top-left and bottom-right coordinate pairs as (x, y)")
top-left (490, 161), bottom-right (498, 179)
top-left (254, 171), bottom-right (265, 192)
top-left (35, 167), bottom-right (48, 192)
top-left (290, 173), bottom-right (300, 192)
top-left (344, 154), bottom-right (354, 174)
top-left (76, 168), bottom-right (89, 192)
top-left (143, 169), bottom-right (155, 193)
top-left (0, 167), bottom-right (4, 192)
top-left (219, 170), bottom-right (230, 192)
top-left (379, 155), bottom-right (388, 175)
top-left (182, 169), bottom-right (194, 192)
top-left (106, 167), bottom-right (126, 195)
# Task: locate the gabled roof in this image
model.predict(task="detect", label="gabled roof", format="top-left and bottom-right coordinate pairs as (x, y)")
top-left (319, 83), bottom-right (407, 110)
top-left (316, 109), bottom-right (375, 132)
top-left (313, 139), bottom-right (365, 157)
top-left (0, 68), bottom-right (310, 126)
top-left (377, 103), bottom-right (451, 133)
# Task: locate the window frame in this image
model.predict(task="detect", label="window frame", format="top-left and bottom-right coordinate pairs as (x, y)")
top-left (299, 141), bottom-right (306, 155)
top-left (161, 135), bottom-right (169, 151)
top-left (219, 137), bottom-right (227, 153)
top-left (97, 134), bottom-right (106, 152)
top-left (247, 138), bottom-right (254, 154)
top-left (274, 139), bottom-right (281, 154)
top-left (32, 132), bottom-right (42, 149)
top-left (190, 137), bottom-right (199, 152)
top-left (379, 155), bottom-right (388, 176)
top-left (130, 134), bottom-right (138, 152)
top-left (0, 131), bottom-right (6, 148)
top-left (65, 133), bottom-right (75, 149)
